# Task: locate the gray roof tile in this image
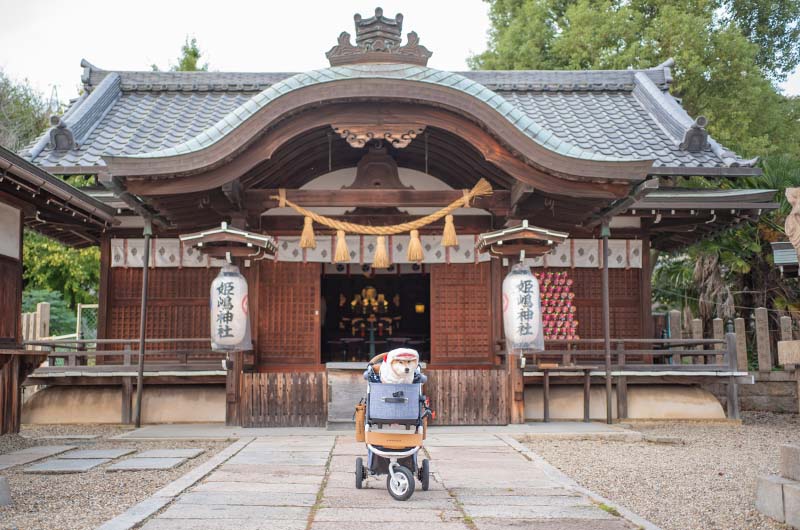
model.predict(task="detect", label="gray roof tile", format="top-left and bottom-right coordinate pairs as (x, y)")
top-left (23, 61), bottom-right (752, 171)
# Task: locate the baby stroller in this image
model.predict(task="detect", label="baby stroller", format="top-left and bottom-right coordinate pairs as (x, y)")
top-left (355, 350), bottom-right (433, 501)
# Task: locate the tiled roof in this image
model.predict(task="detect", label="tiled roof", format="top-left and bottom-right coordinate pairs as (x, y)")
top-left (22, 59), bottom-right (756, 172)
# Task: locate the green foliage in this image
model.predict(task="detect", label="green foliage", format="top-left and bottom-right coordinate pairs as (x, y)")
top-left (22, 231), bottom-right (100, 310)
top-left (471, 0), bottom-right (800, 157)
top-left (0, 69), bottom-right (50, 150)
top-left (22, 289), bottom-right (77, 337)
top-left (152, 36), bottom-right (209, 72)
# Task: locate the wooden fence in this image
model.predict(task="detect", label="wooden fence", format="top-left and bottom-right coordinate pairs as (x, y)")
top-left (660, 308), bottom-right (798, 373)
top-left (425, 368), bottom-right (509, 425)
top-left (239, 371), bottom-right (326, 427)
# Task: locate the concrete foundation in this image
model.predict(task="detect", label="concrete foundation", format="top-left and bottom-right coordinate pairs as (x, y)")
top-left (707, 370), bottom-right (799, 414)
top-left (524, 384), bottom-right (726, 420)
top-left (22, 385), bottom-right (225, 424)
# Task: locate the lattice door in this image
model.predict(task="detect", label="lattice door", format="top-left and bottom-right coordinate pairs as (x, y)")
top-left (430, 263), bottom-right (493, 365)
top-left (257, 262), bottom-right (321, 366)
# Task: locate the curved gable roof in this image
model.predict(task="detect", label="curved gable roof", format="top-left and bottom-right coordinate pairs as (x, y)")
top-left (21, 59), bottom-right (758, 176)
top-left (121, 63), bottom-right (640, 164)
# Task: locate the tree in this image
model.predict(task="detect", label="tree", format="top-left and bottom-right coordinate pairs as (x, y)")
top-left (22, 231), bottom-right (100, 309)
top-left (152, 36), bottom-right (209, 72)
top-left (0, 70), bottom-right (100, 312)
top-left (22, 289), bottom-right (77, 337)
top-left (0, 69), bottom-right (50, 151)
top-left (471, 0), bottom-right (800, 158)
top-left (473, 1), bottom-right (800, 363)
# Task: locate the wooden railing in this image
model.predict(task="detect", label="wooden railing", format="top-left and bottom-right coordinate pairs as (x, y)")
top-left (499, 336), bottom-right (740, 372)
top-left (23, 338), bottom-right (225, 375)
top-left (503, 334), bottom-right (743, 421)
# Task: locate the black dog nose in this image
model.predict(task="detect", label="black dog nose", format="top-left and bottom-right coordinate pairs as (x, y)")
top-left (405, 367), bottom-right (410, 373)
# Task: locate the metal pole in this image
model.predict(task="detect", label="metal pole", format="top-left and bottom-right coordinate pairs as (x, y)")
top-left (601, 221), bottom-right (612, 424)
top-left (133, 219), bottom-right (153, 428)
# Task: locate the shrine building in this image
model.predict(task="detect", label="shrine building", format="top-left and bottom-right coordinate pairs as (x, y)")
top-left (14, 8), bottom-right (776, 427)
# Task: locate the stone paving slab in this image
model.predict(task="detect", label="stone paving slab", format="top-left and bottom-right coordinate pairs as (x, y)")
top-left (142, 520), bottom-right (308, 530)
top-left (177, 491), bottom-right (318, 507)
top-left (473, 518), bottom-right (633, 530)
top-left (0, 445), bottom-right (76, 470)
top-left (313, 507), bottom-right (463, 522)
top-left (25, 458), bottom-right (110, 474)
top-left (158, 503), bottom-right (310, 520)
top-left (217, 463), bottom-right (326, 475)
top-left (136, 449), bottom-right (204, 459)
top-left (463, 503), bottom-right (614, 519)
top-left (194, 481), bottom-right (319, 494)
top-left (226, 453), bottom-right (328, 466)
top-left (311, 523), bottom-right (469, 530)
top-left (59, 448), bottom-right (136, 459)
top-left (107, 457), bottom-right (186, 471)
top-left (207, 471), bottom-right (324, 484)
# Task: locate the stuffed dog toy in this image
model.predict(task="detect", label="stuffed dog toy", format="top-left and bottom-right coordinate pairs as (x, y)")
top-left (379, 348), bottom-right (420, 385)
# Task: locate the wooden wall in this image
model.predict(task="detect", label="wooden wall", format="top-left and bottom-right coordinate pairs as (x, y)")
top-left (0, 255), bottom-right (21, 347)
top-left (425, 368), bottom-right (508, 425)
top-left (256, 261), bottom-right (321, 368)
top-left (238, 371), bottom-right (326, 427)
top-left (430, 262), bottom-right (495, 366)
top-left (0, 208), bottom-right (23, 435)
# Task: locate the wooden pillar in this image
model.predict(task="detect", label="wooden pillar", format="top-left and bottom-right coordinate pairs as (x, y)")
top-left (226, 351), bottom-right (242, 426)
top-left (713, 318), bottom-right (724, 365)
top-left (669, 309), bottom-right (682, 364)
top-left (734, 317), bottom-right (748, 372)
top-left (583, 370), bottom-right (591, 422)
top-left (35, 302), bottom-right (50, 344)
top-left (781, 316), bottom-right (795, 371)
top-left (615, 341), bottom-right (627, 419)
top-left (121, 348), bottom-right (132, 424)
top-left (600, 223), bottom-right (612, 424)
top-left (542, 368), bottom-right (550, 423)
top-left (726, 332), bottom-right (740, 420)
top-left (507, 350), bottom-right (525, 424)
top-left (691, 318), bottom-right (703, 364)
top-left (755, 307), bottom-right (772, 372)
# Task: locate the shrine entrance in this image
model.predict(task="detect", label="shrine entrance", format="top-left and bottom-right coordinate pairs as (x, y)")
top-left (321, 266), bottom-right (431, 364)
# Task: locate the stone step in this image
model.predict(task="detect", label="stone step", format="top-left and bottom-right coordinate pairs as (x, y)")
top-left (755, 474), bottom-right (796, 524)
top-left (782, 444), bottom-right (800, 481)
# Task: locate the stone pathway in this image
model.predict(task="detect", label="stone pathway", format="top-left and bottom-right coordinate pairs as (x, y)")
top-left (127, 434), bottom-right (646, 530)
top-left (0, 445), bottom-right (75, 470)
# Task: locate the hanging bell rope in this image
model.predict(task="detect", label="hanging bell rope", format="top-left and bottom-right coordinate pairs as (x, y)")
top-left (273, 178), bottom-right (491, 236)
top-left (274, 178), bottom-right (493, 264)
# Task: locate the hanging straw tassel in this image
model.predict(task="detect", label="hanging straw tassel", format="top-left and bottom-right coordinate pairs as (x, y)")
top-left (441, 214), bottom-right (458, 247)
top-left (372, 235), bottom-right (390, 269)
top-left (334, 230), bottom-right (350, 263)
top-left (407, 229), bottom-right (424, 262)
top-left (299, 216), bottom-right (316, 249)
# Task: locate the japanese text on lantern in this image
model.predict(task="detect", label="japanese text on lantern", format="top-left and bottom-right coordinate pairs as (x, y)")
top-left (517, 279), bottom-right (535, 337)
top-left (216, 281), bottom-right (235, 339)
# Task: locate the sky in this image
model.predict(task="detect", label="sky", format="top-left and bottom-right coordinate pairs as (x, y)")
top-left (0, 0), bottom-right (798, 104)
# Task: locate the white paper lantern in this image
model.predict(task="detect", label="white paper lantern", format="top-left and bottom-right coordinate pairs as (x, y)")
top-left (502, 262), bottom-right (544, 351)
top-left (210, 264), bottom-right (252, 351)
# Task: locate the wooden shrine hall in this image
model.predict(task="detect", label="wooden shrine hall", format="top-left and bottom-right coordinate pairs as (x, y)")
top-left (16, 8), bottom-right (776, 427)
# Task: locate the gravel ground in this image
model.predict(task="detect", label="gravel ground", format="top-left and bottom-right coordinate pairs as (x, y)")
top-left (525, 411), bottom-right (800, 530)
top-left (0, 424), bottom-right (230, 530)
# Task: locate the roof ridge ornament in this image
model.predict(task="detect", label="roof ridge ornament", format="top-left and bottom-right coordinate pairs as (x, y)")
top-left (326, 8), bottom-right (432, 66)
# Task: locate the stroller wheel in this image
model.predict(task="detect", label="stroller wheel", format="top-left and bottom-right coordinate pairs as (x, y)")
top-left (387, 465), bottom-right (415, 501)
top-left (420, 459), bottom-right (430, 491)
top-left (355, 457), bottom-right (364, 489)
